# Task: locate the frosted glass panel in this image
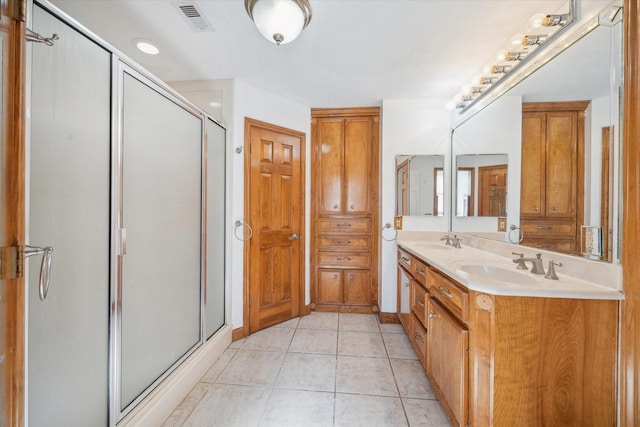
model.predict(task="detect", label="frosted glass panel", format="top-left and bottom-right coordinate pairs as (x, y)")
top-left (206, 119), bottom-right (226, 338)
top-left (121, 73), bottom-right (202, 410)
top-left (29, 6), bottom-right (110, 426)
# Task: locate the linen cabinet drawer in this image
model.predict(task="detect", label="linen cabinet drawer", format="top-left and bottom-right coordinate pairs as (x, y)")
top-left (317, 218), bottom-right (372, 233)
top-left (411, 280), bottom-right (428, 327)
top-left (520, 220), bottom-right (575, 237)
top-left (430, 270), bottom-right (469, 322)
top-left (318, 234), bottom-right (371, 251)
top-left (318, 252), bottom-right (371, 268)
top-left (521, 238), bottom-right (576, 253)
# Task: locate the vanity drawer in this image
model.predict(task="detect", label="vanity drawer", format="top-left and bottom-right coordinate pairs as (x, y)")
top-left (318, 234), bottom-right (371, 251)
top-left (411, 313), bottom-right (428, 363)
top-left (398, 249), bottom-right (412, 271)
top-left (520, 220), bottom-right (576, 237)
top-left (411, 280), bottom-right (428, 328)
top-left (318, 252), bottom-right (371, 268)
top-left (429, 270), bottom-right (469, 322)
top-left (317, 218), bottom-right (372, 233)
top-left (412, 259), bottom-right (429, 287)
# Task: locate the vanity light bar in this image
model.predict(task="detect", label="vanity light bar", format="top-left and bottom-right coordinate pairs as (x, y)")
top-left (447, 1), bottom-right (576, 112)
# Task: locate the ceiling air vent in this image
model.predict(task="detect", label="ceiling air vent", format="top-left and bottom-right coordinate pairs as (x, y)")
top-left (171, 1), bottom-right (214, 32)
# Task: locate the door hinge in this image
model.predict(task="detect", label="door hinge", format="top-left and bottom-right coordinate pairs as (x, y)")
top-left (8, 0), bottom-right (26, 22)
top-left (0, 246), bottom-right (24, 280)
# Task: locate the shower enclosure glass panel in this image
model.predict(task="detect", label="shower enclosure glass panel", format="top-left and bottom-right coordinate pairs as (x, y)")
top-left (28, 5), bottom-right (111, 425)
top-left (120, 72), bottom-right (202, 410)
top-left (206, 118), bottom-right (226, 338)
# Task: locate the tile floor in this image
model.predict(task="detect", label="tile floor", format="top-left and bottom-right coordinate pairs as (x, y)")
top-left (163, 312), bottom-right (451, 427)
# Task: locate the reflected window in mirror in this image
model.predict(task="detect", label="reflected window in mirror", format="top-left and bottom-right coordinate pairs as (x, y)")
top-left (455, 154), bottom-right (507, 218)
top-left (456, 168), bottom-right (474, 216)
top-left (395, 155), bottom-right (445, 217)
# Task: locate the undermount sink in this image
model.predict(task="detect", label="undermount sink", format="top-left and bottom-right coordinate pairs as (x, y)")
top-left (458, 264), bottom-right (539, 285)
top-left (410, 242), bottom-right (452, 250)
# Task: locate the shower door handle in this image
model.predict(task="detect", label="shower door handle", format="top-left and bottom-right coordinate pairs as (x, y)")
top-left (25, 245), bottom-right (54, 301)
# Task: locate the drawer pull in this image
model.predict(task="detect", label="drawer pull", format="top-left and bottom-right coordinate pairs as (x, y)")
top-left (403, 282), bottom-right (409, 288)
top-left (336, 240), bottom-right (351, 245)
top-left (535, 225), bottom-right (553, 230)
top-left (336, 256), bottom-right (352, 261)
top-left (438, 286), bottom-right (453, 298)
top-left (414, 297), bottom-right (425, 307)
top-left (401, 256), bottom-right (410, 262)
top-left (336, 223), bottom-right (352, 228)
top-left (415, 268), bottom-right (425, 276)
top-left (428, 311), bottom-right (437, 318)
top-left (414, 333), bottom-right (424, 345)
top-left (536, 245), bottom-right (552, 249)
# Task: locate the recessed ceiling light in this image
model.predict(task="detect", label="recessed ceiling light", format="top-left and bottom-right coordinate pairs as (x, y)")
top-left (132, 38), bottom-right (159, 55)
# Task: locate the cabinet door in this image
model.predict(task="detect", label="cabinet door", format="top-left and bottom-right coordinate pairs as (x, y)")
top-left (545, 112), bottom-right (577, 217)
top-left (398, 266), bottom-right (411, 329)
top-left (317, 269), bottom-right (343, 304)
top-left (344, 270), bottom-right (371, 306)
top-left (521, 113), bottom-right (546, 217)
top-left (344, 117), bottom-right (372, 213)
top-left (317, 118), bottom-right (344, 214)
top-left (427, 299), bottom-right (469, 427)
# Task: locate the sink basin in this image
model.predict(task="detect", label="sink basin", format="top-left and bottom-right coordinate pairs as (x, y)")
top-left (458, 264), bottom-right (539, 285)
top-left (410, 242), bottom-right (452, 250)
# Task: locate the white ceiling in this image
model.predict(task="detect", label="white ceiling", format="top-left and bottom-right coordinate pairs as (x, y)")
top-left (48, 0), bottom-right (611, 108)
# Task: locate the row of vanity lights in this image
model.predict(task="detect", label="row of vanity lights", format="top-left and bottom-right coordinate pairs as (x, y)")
top-left (446, 10), bottom-right (572, 112)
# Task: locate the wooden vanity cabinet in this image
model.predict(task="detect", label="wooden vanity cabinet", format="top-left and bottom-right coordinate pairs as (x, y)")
top-left (396, 248), bottom-right (618, 426)
top-left (311, 108), bottom-right (380, 312)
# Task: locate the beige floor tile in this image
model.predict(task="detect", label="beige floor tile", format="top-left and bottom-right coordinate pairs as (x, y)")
top-left (379, 322), bottom-right (406, 334)
top-left (334, 394), bottom-right (407, 427)
top-left (182, 384), bottom-right (271, 427)
top-left (272, 317), bottom-right (300, 329)
top-left (383, 332), bottom-right (419, 360)
top-left (390, 359), bottom-right (436, 399)
top-left (289, 328), bottom-right (338, 355)
top-left (298, 312), bottom-right (339, 330)
top-left (338, 331), bottom-right (387, 357)
top-left (338, 313), bottom-right (380, 332)
top-left (275, 352), bottom-right (337, 392)
top-left (161, 382), bottom-right (209, 427)
top-left (259, 389), bottom-right (335, 427)
top-left (200, 348), bottom-right (238, 383)
top-left (241, 326), bottom-right (295, 352)
top-left (217, 349), bottom-right (285, 387)
top-left (336, 355), bottom-right (398, 396)
top-left (228, 337), bottom-right (245, 349)
top-left (402, 398), bottom-right (451, 426)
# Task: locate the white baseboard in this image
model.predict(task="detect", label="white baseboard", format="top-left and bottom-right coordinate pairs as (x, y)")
top-left (118, 325), bottom-right (232, 427)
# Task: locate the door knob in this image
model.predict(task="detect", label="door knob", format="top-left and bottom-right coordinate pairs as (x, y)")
top-left (289, 233), bottom-right (300, 240)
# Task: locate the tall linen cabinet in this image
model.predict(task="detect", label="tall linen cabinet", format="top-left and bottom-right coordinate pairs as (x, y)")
top-left (310, 108), bottom-right (380, 312)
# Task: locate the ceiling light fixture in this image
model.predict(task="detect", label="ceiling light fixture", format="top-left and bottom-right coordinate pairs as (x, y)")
top-left (132, 38), bottom-right (160, 55)
top-left (244, 0), bottom-right (312, 45)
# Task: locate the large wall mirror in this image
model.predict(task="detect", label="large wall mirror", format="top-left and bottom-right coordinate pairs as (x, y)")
top-left (452, 1), bottom-right (622, 263)
top-left (396, 155), bottom-right (445, 217)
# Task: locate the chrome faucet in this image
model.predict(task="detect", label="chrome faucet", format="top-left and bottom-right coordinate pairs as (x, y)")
top-left (544, 260), bottom-right (563, 280)
top-left (451, 234), bottom-right (462, 248)
top-left (521, 253), bottom-right (545, 275)
top-left (512, 252), bottom-right (527, 270)
top-left (440, 235), bottom-right (453, 246)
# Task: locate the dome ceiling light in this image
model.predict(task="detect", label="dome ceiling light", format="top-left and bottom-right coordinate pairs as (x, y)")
top-left (244, 0), bottom-right (312, 45)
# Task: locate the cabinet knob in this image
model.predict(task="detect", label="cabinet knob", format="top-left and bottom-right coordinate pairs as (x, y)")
top-left (350, 204), bottom-right (355, 210)
top-left (428, 312), bottom-right (437, 318)
top-left (533, 206), bottom-right (540, 212)
top-left (403, 282), bottom-right (409, 287)
top-left (349, 274), bottom-right (354, 280)
top-left (333, 204), bottom-right (338, 209)
top-left (552, 206), bottom-right (558, 212)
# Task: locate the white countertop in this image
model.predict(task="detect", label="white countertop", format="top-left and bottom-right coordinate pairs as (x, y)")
top-left (398, 238), bottom-right (624, 300)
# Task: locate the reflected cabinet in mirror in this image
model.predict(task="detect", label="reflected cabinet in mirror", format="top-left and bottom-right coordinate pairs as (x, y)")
top-left (452, 2), bottom-right (622, 263)
top-left (396, 155), bottom-right (445, 217)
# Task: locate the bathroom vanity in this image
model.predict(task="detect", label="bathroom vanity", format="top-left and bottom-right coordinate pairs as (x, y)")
top-left (397, 235), bottom-right (622, 427)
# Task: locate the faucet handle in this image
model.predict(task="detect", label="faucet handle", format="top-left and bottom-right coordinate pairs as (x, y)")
top-left (511, 252), bottom-right (527, 270)
top-left (452, 234), bottom-right (462, 248)
top-left (544, 260), bottom-right (563, 280)
top-left (440, 234), bottom-right (452, 245)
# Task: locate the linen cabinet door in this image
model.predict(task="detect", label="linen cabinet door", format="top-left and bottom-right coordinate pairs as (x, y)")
top-left (344, 270), bottom-right (371, 306)
top-left (397, 266), bottom-right (411, 331)
top-left (316, 118), bottom-right (344, 214)
top-left (344, 117), bottom-right (372, 214)
top-left (427, 299), bottom-right (469, 427)
top-left (521, 112), bottom-right (546, 217)
top-left (545, 111), bottom-right (578, 218)
top-left (317, 269), bottom-right (343, 304)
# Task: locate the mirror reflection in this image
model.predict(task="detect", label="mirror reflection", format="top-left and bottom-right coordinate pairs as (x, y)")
top-left (451, 7), bottom-right (622, 263)
top-left (455, 154), bottom-right (508, 217)
top-left (396, 155), bottom-right (445, 217)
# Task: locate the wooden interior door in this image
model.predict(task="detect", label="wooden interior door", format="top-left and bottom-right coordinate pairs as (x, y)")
top-left (245, 118), bottom-right (305, 333)
top-left (478, 164), bottom-right (507, 217)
